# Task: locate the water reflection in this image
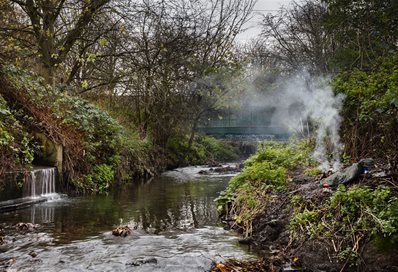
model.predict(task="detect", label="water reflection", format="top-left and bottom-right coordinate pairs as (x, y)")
top-left (124, 175), bottom-right (224, 234)
top-left (1, 168), bottom-right (231, 242)
top-left (29, 205), bottom-right (55, 224)
top-left (0, 166), bottom-right (255, 271)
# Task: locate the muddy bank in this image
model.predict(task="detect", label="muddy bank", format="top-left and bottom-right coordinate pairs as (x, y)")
top-left (246, 170), bottom-right (398, 272)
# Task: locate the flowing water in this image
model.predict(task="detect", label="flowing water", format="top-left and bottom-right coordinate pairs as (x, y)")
top-left (0, 165), bottom-right (256, 271)
top-left (23, 167), bottom-right (58, 199)
top-left (0, 167), bottom-right (60, 212)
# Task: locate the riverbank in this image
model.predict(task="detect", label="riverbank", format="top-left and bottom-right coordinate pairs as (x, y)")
top-left (0, 65), bottom-right (242, 195)
top-left (215, 140), bottom-right (398, 272)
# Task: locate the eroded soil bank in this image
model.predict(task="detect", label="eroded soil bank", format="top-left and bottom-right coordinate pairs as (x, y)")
top-left (254, 174), bottom-right (398, 272)
top-left (217, 168), bottom-right (398, 272)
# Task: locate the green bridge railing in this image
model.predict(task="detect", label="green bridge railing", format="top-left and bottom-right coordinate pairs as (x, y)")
top-left (196, 126), bottom-right (291, 139)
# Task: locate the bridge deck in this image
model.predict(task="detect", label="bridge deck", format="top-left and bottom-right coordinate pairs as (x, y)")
top-left (196, 126), bottom-right (290, 139)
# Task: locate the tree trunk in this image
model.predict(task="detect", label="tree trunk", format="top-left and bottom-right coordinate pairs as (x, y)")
top-left (36, 63), bottom-right (54, 86)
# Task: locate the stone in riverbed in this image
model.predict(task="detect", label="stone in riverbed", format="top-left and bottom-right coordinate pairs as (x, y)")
top-left (112, 226), bottom-right (132, 237)
top-left (126, 257), bottom-right (157, 266)
top-left (29, 251), bottom-right (38, 258)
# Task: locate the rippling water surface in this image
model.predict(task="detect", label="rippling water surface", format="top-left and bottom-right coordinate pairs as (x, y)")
top-left (0, 165), bottom-right (255, 271)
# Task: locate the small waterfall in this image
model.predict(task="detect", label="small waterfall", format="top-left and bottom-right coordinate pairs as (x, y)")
top-left (23, 167), bottom-right (57, 198)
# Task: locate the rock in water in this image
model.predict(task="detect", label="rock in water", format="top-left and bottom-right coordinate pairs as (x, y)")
top-left (238, 237), bottom-right (253, 245)
top-left (112, 226), bottom-right (132, 237)
top-left (29, 251), bottom-right (38, 258)
top-left (0, 228), bottom-right (5, 245)
top-left (126, 258), bottom-right (157, 266)
top-left (321, 158), bottom-right (374, 187)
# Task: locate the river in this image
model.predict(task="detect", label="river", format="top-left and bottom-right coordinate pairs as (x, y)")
top-left (0, 165), bottom-right (255, 271)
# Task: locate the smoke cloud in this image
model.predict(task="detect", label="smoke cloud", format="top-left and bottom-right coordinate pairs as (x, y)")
top-left (242, 70), bottom-right (345, 171)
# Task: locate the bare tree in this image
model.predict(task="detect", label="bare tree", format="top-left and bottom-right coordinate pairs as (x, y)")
top-left (1, 0), bottom-right (255, 147)
top-left (260, 0), bottom-right (333, 74)
top-left (114, 0), bottom-right (255, 146)
top-left (322, 0), bottom-right (398, 69)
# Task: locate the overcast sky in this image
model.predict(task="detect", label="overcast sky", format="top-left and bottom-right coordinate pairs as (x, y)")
top-left (237, 0), bottom-right (293, 42)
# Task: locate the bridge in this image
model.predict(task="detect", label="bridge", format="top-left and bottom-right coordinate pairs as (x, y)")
top-left (195, 112), bottom-right (291, 139)
top-left (196, 126), bottom-right (290, 139)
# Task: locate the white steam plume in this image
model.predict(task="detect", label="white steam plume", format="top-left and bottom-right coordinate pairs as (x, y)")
top-left (244, 70), bottom-right (345, 171)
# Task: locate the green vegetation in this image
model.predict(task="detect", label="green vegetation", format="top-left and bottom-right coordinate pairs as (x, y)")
top-left (78, 164), bottom-right (115, 193)
top-left (0, 0), bottom-right (396, 269)
top-left (0, 64), bottom-right (240, 193)
top-left (219, 136), bottom-right (398, 268)
top-left (0, 0), bottom-right (250, 193)
top-left (167, 135), bottom-right (239, 166)
top-left (53, 96), bottom-right (124, 192)
top-left (334, 54), bottom-right (398, 160)
top-left (0, 65), bottom-right (125, 192)
top-left (216, 140), bottom-right (315, 235)
top-left (290, 185), bottom-right (398, 265)
top-left (0, 95), bottom-right (34, 175)
top-left (303, 167), bottom-right (322, 177)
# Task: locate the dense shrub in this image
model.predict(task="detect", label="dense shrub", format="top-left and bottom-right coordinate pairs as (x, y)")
top-left (216, 140), bottom-right (314, 235)
top-left (51, 96), bottom-right (127, 190)
top-left (76, 164), bottom-right (115, 193)
top-left (334, 54), bottom-right (398, 160)
top-left (0, 65), bottom-right (126, 191)
top-left (167, 135), bottom-right (239, 166)
top-left (0, 95), bottom-right (34, 176)
top-left (53, 96), bottom-right (123, 165)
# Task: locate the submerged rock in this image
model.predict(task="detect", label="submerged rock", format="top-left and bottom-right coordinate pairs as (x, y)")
top-left (211, 164), bottom-right (242, 174)
top-left (207, 160), bottom-right (222, 168)
top-left (112, 226), bottom-right (131, 237)
top-left (126, 257), bottom-right (157, 266)
top-left (29, 251), bottom-right (37, 258)
top-left (0, 256), bottom-right (16, 270)
top-left (212, 166), bottom-right (235, 173)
